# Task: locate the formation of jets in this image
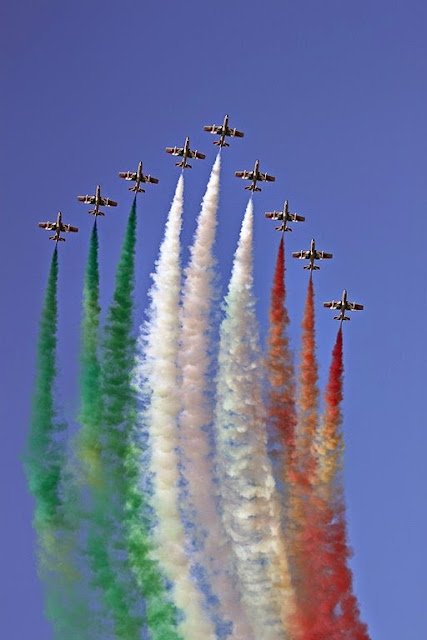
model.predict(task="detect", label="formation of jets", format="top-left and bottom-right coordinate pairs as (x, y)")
top-left (36, 112), bottom-right (363, 322)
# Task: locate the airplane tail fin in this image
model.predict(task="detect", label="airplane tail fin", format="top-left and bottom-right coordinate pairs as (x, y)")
top-left (304, 264), bottom-right (320, 270)
top-left (129, 186), bottom-right (146, 193)
top-left (176, 161), bottom-right (191, 169)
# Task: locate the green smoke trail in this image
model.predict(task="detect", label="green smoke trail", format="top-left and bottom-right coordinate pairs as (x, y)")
top-left (78, 221), bottom-right (103, 487)
top-left (100, 199), bottom-right (182, 640)
top-left (24, 248), bottom-right (91, 639)
top-left (75, 220), bottom-right (127, 638)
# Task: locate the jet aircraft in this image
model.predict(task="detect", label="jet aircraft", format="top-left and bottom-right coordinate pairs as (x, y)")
top-left (203, 114), bottom-right (244, 147)
top-left (235, 160), bottom-right (275, 192)
top-left (77, 185), bottom-right (118, 216)
top-left (118, 162), bottom-right (159, 194)
top-left (323, 289), bottom-right (364, 321)
top-left (38, 211), bottom-right (78, 243)
top-left (165, 137), bottom-right (206, 169)
top-left (265, 200), bottom-right (305, 232)
top-left (292, 238), bottom-right (333, 270)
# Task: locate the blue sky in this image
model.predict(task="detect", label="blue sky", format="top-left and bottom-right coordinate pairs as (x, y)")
top-left (1, 2), bottom-right (426, 638)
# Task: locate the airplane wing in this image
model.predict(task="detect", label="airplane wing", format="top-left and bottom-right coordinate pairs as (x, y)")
top-left (145, 176), bottom-right (159, 184)
top-left (290, 214), bottom-right (306, 222)
top-left (347, 302), bottom-right (364, 311)
top-left (166, 147), bottom-right (184, 156)
top-left (265, 212), bottom-right (282, 220)
top-left (259, 173), bottom-right (275, 182)
top-left (38, 222), bottom-right (56, 230)
top-left (101, 198), bottom-right (118, 207)
top-left (230, 128), bottom-right (244, 138)
top-left (61, 224), bottom-right (78, 233)
top-left (78, 195), bottom-right (96, 204)
top-left (324, 301), bottom-right (341, 309)
top-left (318, 251), bottom-right (333, 259)
top-left (204, 125), bottom-right (222, 134)
top-left (292, 250), bottom-right (310, 259)
top-left (235, 170), bottom-right (254, 179)
top-left (189, 150), bottom-right (206, 160)
top-left (119, 171), bottom-right (137, 180)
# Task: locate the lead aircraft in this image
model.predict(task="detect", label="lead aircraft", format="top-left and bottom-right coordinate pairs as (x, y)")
top-left (203, 114), bottom-right (244, 147)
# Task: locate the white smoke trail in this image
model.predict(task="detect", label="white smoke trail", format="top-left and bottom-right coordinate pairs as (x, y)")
top-left (179, 154), bottom-right (254, 640)
top-left (137, 175), bottom-right (216, 640)
top-left (214, 200), bottom-right (295, 640)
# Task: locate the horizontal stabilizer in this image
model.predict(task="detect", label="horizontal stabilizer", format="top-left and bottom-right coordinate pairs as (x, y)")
top-left (89, 209), bottom-right (105, 216)
top-left (245, 186), bottom-right (261, 191)
top-left (176, 161), bottom-right (191, 169)
top-left (304, 264), bottom-right (320, 270)
top-left (335, 315), bottom-right (350, 321)
top-left (129, 186), bottom-right (145, 193)
top-left (49, 235), bottom-right (65, 241)
top-left (213, 141), bottom-right (229, 147)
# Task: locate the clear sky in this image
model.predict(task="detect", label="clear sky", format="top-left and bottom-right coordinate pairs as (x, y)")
top-left (1, 2), bottom-right (426, 638)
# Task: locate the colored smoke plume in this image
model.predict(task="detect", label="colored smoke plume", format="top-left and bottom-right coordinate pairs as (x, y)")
top-left (138, 175), bottom-right (215, 640)
top-left (179, 155), bottom-right (253, 640)
top-left (24, 248), bottom-right (91, 639)
top-left (265, 235), bottom-right (297, 490)
top-left (214, 200), bottom-right (294, 640)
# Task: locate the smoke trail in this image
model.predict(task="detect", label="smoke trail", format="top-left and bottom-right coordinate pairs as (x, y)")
top-left (317, 326), bottom-right (344, 490)
top-left (179, 155), bottom-right (253, 640)
top-left (288, 274), bottom-right (323, 638)
top-left (99, 198), bottom-right (183, 640)
top-left (296, 275), bottom-right (319, 485)
top-left (82, 201), bottom-right (144, 639)
top-left (214, 200), bottom-right (294, 640)
top-left (24, 248), bottom-right (91, 639)
top-left (78, 221), bottom-right (103, 488)
top-left (265, 236), bottom-right (297, 497)
top-left (138, 175), bottom-right (215, 640)
top-left (74, 220), bottom-right (132, 638)
top-left (314, 328), bottom-right (370, 639)
top-left (292, 323), bottom-right (370, 639)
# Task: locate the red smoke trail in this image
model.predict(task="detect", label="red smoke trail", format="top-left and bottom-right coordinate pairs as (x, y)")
top-left (265, 236), bottom-right (299, 636)
top-left (292, 327), bottom-right (370, 640)
top-left (296, 274), bottom-right (319, 486)
top-left (318, 326), bottom-right (344, 487)
top-left (289, 274), bottom-right (325, 639)
top-left (265, 236), bottom-right (297, 465)
top-left (316, 327), bottom-right (370, 639)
